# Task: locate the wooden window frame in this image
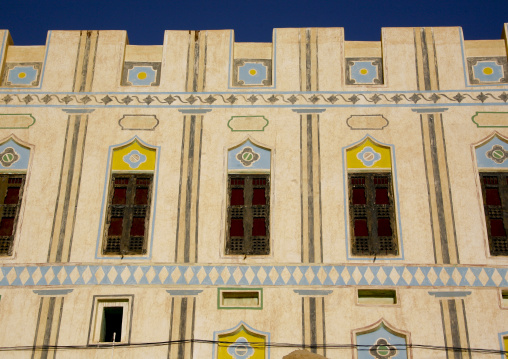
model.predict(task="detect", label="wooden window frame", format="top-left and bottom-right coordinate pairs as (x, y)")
top-left (103, 174), bottom-right (153, 256)
top-left (226, 174), bottom-right (270, 255)
top-left (0, 174), bottom-right (25, 256)
top-left (88, 296), bottom-right (133, 345)
top-left (479, 172), bottom-right (508, 255)
top-left (348, 172), bottom-right (398, 256)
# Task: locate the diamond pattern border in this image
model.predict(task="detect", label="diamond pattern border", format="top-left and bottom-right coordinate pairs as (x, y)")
top-left (0, 265), bottom-right (506, 288)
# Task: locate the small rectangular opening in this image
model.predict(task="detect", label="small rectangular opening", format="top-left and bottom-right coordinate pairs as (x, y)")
top-left (100, 307), bottom-right (123, 342)
top-left (358, 289), bottom-right (397, 305)
top-left (502, 290), bottom-right (508, 307)
top-left (219, 289), bottom-right (262, 309)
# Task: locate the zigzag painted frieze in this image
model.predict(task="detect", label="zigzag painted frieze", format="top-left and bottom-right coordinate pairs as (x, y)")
top-left (0, 264), bottom-right (507, 288)
top-left (0, 91), bottom-right (507, 107)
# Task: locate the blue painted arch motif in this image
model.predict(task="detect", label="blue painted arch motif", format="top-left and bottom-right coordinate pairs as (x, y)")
top-left (355, 320), bottom-right (409, 359)
top-left (0, 138), bottom-right (31, 170)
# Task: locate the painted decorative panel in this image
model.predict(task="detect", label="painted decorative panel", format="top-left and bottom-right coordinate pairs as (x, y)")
top-left (0, 139), bottom-right (30, 170)
top-left (346, 58), bottom-right (383, 85)
top-left (111, 139), bottom-right (156, 171)
top-left (228, 140), bottom-right (270, 172)
top-left (1, 63), bottom-right (42, 87)
top-left (228, 116), bottom-right (269, 132)
top-left (356, 323), bottom-right (407, 359)
top-left (121, 62), bottom-right (161, 86)
top-left (467, 57), bottom-right (508, 85)
top-left (346, 137), bottom-right (391, 170)
top-left (233, 59), bottom-right (272, 86)
top-left (214, 322), bottom-right (269, 359)
top-left (475, 135), bottom-right (508, 169)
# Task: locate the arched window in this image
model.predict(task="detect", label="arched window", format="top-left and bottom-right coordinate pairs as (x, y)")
top-left (345, 136), bottom-right (399, 257)
top-left (226, 139), bottom-right (271, 255)
top-left (474, 133), bottom-right (508, 255)
top-left (0, 137), bottom-right (30, 256)
top-left (101, 138), bottom-right (157, 256)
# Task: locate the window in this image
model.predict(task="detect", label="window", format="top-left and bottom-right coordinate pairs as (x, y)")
top-left (89, 297), bottom-right (132, 344)
top-left (357, 289), bottom-right (397, 305)
top-left (0, 175), bottom-right (25, 256)
top-left (226, 175), bottom-right (269, 255)
top-left (349, 173), bottom-right (397, 255)
top-left (218, 288), bottom-right (263, 309)
top-left (103, 174), bottom-right (153, 255)
top-left (480, 173), bottom-right (508, 255)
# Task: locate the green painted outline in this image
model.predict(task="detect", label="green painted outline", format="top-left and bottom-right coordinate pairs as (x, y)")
top-left (472, 111), bottom-right (508, 128)
top-left (217, 287), bottom-right (263, 310)
top-left (0, 114), bottom-right (36, 129)
top-left (227, 116), bottom-right (269, 132)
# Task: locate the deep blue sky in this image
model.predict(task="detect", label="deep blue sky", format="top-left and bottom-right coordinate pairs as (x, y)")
top-left (2, 0), bottom-right (508, 45)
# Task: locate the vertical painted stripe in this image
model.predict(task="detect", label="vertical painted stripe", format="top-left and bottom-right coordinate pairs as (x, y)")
top-left (425, 28), bottom-right (440, 90)
top-left (321, 297), bottom-right (326, 357)
top-left (184, 116), bottom-right (196, 262)
top-left (177, 298), bottom-right (188, 359)
top-left (448, 300), bottom-right (463, 359)
top-left (301, 116), bottom-right (309, 263)
top-left (311, 115), bottom-right (323, 263)
top-left (413, 28), bottom-right (426, 91)
top-left (190, 298), bottom-right (196, 359)
top-left (191, 117), bottom-right (203, 263)
top-left (309, 297), bottom-right (317, 353)
top-left (303, 298), bottom-right (311, 349)
top-left (301, 298), bottom-right (306, 349)
top-left (310, 29), bottom-right (318, 91)
top-left (457, 299), bottom-right (472, 359)
top-left (176, 117), bottom-right (191, 262)
top-left (84, 32), bottom-right (98, 92)
top-left (307, 115), bottom-right (314, 262)
top-left (299, 29), bottom-right (306, 92)
top-left (420, 116), bottom-right (440, 263)
top-left (420, 28), bottom-right (431, 91)
top-left (440, 300), bottom-right (453, 359)
top-left (167, 298), bottom-right (175, 359)
top-left (64, 117), bottom-right (88, 262)
top-left (434, 114), bottom-right (459, 263)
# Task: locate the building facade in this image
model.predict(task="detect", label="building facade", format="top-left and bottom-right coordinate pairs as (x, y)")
top-left (0, 24), bottom-right (507, 358)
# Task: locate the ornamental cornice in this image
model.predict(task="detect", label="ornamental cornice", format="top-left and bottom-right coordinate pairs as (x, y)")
top-left (0, 91), bottom-right (507, 108)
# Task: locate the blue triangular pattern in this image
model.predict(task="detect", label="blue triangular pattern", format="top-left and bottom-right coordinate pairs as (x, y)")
top-left (1, 267), bottom-right (12, 286)
top-left (87, 266), bottom-right (100, 285)
top-left (284, 266), bottom-right (298, 285)
top-left (260, 266), bottom-right (274, 285)
top-left (149, 266), bottom-right (163, 285)
top-left (100, 266), bottom-right (113, 285)
top-left (408, 267), bottom-right (422, 286)
top-left (199, 266), bottom-right (214, 285)
top-left (38, 266), bottom-right (51, 285)
top-left (322, 266), bottom-right (335, 285)
top-left (175, 266), bottom-right (188, 285)
top-left (381, 266), bottom-right (395, 286)
top-left (113, 266), bottom-right (127, 284)
top-left (71, 266), bottom-right (86, 285)
top-left (50, 266), bottom-right (63, 285)
top-left (443, 267), bottom-right (455, 286)
top-left (248, 266), bottom-right (262, 285)
top-left (333, 266), bottom-right (345, 285)
top-left (213, 266), bottom-right (225, 285)
top-left (345, 267), bottom-right (357, 285)
top-left (417, 267), bottom-right (433, 286)
top-left (298, 266), bottom-right (310, 285)
top-left (188, 267), bottom-right (201, 285)
top-left (272, 267), bottom-right (286, 286)
top-left (22, 266), bottom-right (38, 286)
top-left (356, 266), bottom-right (370, 286)
top-left (484, 267), bottom-right (497, 287)
top-left (235, 266), bottom-right (249, 285)
top-left (367, 266), bottom-right (382, 286)
top-left (457, 267), bottom-right (470, 286)
top-left (225, 266), bottom-right (238, 285)
top-left (498, 268), bottom-right (508, 286)
top-left (431, 267), bottom-right (444, 286)
top-left (11, 266), bottom-right (25, 286)
top-left (469, 267), bottom-right (483, 287)
top-left (61, 267), bottom-right (75, 286)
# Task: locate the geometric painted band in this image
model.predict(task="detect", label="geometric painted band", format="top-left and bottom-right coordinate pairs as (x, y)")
top-left (0, 91), bottom-right (508, 108)
top-left (0, 264), bottom-right (508, 288)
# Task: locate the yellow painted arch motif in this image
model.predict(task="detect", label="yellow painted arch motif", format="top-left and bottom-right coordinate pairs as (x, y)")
top-left (346, 137), bottom-right (391, 170)
top-left (217, 325), bottom-right (266, 359)
top-left (111, 140), bottom-right (156, 171)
